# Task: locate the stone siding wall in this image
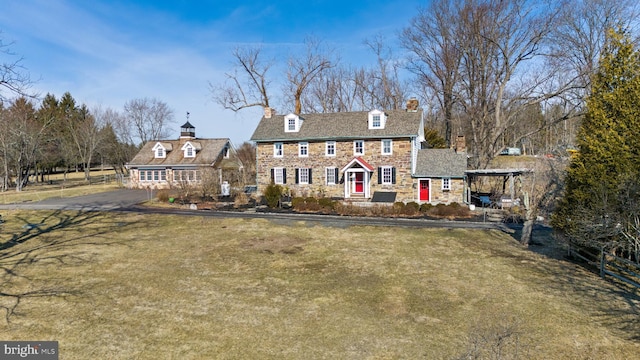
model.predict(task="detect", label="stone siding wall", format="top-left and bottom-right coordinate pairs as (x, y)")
top-left (415, 178), bottom-right (465, 204)
top-left (256, 138), bottom-right (414, 200)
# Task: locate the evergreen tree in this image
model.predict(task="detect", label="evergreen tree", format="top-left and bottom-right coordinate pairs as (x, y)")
top-left (552, 28), bottom-right (640, 252)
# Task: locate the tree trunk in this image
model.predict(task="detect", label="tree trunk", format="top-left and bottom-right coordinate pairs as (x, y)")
top-left (521, 218), bottom-right (534, 246)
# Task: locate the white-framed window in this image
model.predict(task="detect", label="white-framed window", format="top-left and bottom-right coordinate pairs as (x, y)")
top-left (326, 167), bottom-right (338, 185)
top-left (380, 166), bottom-right (394, 185)
top-left (274, 142), bottom-right (283, 157)
top-left (354, 140), bottom-right (364, 155)
top-left (146, 171), bottom-right (153, 181)
top-left (299, 142), bottom-right (309, 157)
top-left (160, 170), bottom-right (166, 181)
top-left (153, 170), bottom-right (159, 181)
top-left (152, 142), bottom-right (167, 158)
top-left (442, 178), bottom-right (451, 191)
top-left (173, 170), bottom-right (198, 182)
top-left (381, 139), bottom-right (393, 155)
top-left (368, 109), bottom-right (386, 129)
top-left (372, 114), bottom-right (381, 128)
top-left (284, 114), bottom-right (302, 132)
top-left (139, 170), bottom-right (146, 181)
top-left (156, 148), bottom-right (164, 158)
top-left (223, 146), bottom-right (230, 159)
top-left (325, 141), bottom-right (336, 156)
top-left (183, 144), bottom-right (195, 158)
top-left (272, 167), bottom-right (285, 184)
top-left (297, 168), bottom-right (311, 184)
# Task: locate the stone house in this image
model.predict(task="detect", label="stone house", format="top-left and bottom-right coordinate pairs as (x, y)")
top-left (126, 122), bottom-right (240, 191)
top-left (250, 100), bottom-right (468, 204)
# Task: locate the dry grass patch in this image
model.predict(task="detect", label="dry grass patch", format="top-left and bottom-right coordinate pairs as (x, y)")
top-left (0, 210), bottom-right (638, 359)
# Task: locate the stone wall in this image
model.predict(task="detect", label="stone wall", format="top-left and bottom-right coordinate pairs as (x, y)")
top-left (256, 138), bottom-right (414, 200)
top-left (413, 178), bottom-right (465, 204)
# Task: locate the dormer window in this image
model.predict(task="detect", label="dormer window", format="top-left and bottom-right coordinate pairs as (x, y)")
top-left (284, 113), bottom-right (302, 132)
top-left (181, 141), bottom-right (197, 158)
top-left (368, 110), bottom-right (386, 129)
top-left (152, 142), bottom-right (169, 159)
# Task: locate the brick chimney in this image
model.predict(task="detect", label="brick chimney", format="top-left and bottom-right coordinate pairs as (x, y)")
top-left (406, 98), bottom-right (419, 112)
top-left (264, 107), bottom-right (276, 119)
top-left (453, 135), bottom-right (466, 153)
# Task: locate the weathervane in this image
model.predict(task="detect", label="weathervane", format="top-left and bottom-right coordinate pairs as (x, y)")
top-left (186, 111), bottom-right (190, 120)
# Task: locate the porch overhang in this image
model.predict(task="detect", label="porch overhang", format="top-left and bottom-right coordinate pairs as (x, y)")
top-left (340, 156), bottom-right (375, 173)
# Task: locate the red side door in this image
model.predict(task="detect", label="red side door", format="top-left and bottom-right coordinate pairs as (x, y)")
top-left (355, 172), bottom-right (364, 193)
top-left (419, 180), bottom-right (430, 201)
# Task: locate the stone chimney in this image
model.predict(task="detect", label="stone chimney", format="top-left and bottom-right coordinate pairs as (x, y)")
top-left (406, 98), bottom-right (419, 112)
top-left (453, 135), bottom-right (466, 154)
top-left (264, 107), bottom-right (276, 119)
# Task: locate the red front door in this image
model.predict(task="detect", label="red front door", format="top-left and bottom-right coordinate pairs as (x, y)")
top-left (420, 180), bottom-right (430, 201)
top-left (355, 172), bottom-right (364, 193)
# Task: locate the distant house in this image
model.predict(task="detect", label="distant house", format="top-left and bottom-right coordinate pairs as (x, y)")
top-left (126, 122), bottom-right (240, 190)
top-left (250, 100), bottom-right (468, 204)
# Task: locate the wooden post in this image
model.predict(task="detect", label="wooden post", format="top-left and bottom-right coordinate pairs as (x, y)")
top-left (600, 248), bottom-right (606, 278)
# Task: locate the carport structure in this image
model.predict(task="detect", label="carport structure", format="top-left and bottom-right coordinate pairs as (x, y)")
top-left (465, 168), bottom-right (533, 207)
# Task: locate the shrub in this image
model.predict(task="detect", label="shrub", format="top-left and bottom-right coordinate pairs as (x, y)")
top-left (234, 192), bottom-right (249, 207)
top-left (304, 197), bottom-right (318, 204)
top-left (317, 197), bottom-right (335, 210)
top-left (157, 189), bottom-right (170, 202)
top-left (291, 197), bottom-right (306, 209)
top-left (405, 201), bottom-right (420, 213)
top-left (420, 203), bottom-right (433, 213)
top-left (263, 183), bottom-right (283, 208)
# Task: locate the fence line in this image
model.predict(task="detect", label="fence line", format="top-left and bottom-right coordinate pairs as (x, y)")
top-left (569, 246), bottom-right (640, 290)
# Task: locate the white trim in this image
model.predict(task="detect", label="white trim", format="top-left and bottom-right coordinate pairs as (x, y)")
top-left (368, 109), bottom-right (386, 129)
top-left (381, 139), bottom-right (393, 155)
top-left (273, 167), bottom-right (285, 184)
top-left (326, 167), bottom-right (337, 185)
top-left (353, 140), bottom-right (364, 156)
top-left (325, 141), bottom-right (336, 156)
top-left (298, 168), bottom-right (310, 184)
top-left (152, 142), bottom-right (167, 159)
top-left (298, 142), bottom-right (309, 157)
top-left (284, 113), bottom-right (302, 132)
top-left (274, 142), bottom-right (283, 157)
top-left (442, 177), bottom-right (451, 191)
top-left (380, 166), bottom-right (393, 185)
top-left (181, 141), bottom-right (196, 158)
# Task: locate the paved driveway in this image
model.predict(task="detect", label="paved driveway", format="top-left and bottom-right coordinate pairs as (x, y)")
top-left (0, 189), bottom-right (512, 232)
top-left (0, 189), bottom-right (150, 211)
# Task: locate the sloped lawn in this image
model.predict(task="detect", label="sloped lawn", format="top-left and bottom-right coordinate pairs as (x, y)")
top-left (0, 210), bottom-right (638, 359)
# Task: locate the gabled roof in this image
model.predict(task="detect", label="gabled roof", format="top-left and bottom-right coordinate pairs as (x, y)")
top-left (414, 149), bottom-right (467, 178)
top-left (251, 109), bottom-right (423, 142)
top-left (341, 157), bottom-right (375, 173)
top-left (128, 138), bottom-right (231, 167)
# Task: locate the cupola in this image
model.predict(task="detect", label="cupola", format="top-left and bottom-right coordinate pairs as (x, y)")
top-left (180, 121), bottom-right (196, 139)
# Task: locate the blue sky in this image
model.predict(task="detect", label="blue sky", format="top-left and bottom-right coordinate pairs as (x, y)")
top-left (1, 0), bottom-right (424, 145)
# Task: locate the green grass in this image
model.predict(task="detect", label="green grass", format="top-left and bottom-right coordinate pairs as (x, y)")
top-left (0, 210), bottom-right (638, 359)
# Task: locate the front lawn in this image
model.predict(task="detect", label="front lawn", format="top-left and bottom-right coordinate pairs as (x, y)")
top-left (0, 210), bottom-right (638, 359)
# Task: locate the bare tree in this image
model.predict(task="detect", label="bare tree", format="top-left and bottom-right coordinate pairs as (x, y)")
top-left (63, 105), bottom-right (107, 181)
top-left (235, 141), bottom-right (256, 185)
top-left (123, 98), bottom-right (175, 146)
top-left (0, 35), bottom-right (32, 103)
top-left (211, 46), bottom-right (273, 112)
top-left (285, 37), bottom-right (334, 114)
top-left (363, 35), bottom-right (407, 110)
top-left (549, 0), bottom-right (640, 100)
top-left (401, 0), bottom-right (463, 147)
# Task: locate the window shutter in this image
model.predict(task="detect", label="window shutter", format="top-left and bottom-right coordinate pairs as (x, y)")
top-left (283, 168), bottom-right (287, 184)
top-left (295, 168), bottom-right (299, 184)
top-left (377, 167), bottom-right (382, 184)
top-left (392, 167), bottom-right (396, 184)
top-left (270, 168), bottom-right (274, 183)
top-left (334, 168), bottom-right (339, 184)
top-left (309, 169), bottom-right (313, 184)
